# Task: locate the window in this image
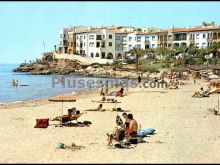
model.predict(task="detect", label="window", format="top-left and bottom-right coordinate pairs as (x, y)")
top-left (64, 34), bottom-right (66, 38)
top-left (96, 35), bottom-right (102, 40)
top-left (145, 36), bottom-right (149, 41)
top-left (77, 43), bottom-right (79, 47)
top-left (84, 35), bottom-right (85, 39)
top-left (101, 52), bottom-right (105, 58)
top-left (101, 42), bottom-right (105, 48)
top-left (96, 42), bottom-right (100, 47)
top-left (74, 42), bottom-right (76, 46)
top-left (84, 42), bottom-right (85, 46)
top-left (196, 34), bottom-right (199, 39)
top-left (60, 34), bottom-right (62, 38)
top-left (129, 45), bottom-right (132, 49)
top-left (91, 53), bottom-right (94, 58)
top-left (129, 37), bottom-right (132, 41)
top-left (116, 36), bottom-right (120, 40)
top-left (203, 34), bottom-right (206, 39)
top-left (152, 36), bottom-right (155, 41)
top-left (60, 41), bottom-right (62, 45)
top-left (152, 44), bottom-right (155, 48)
top-left (109, 42), bottom-right (112, 46)
top-left (136, 44), bottom-right (141, 49)
top-left (71, 42), bottom-right (73, 47)
top-left (137, 37), bottom-right (141, 42)
top-left (96, 52), bottom-right (99, 57)
top-left (89, 35), bottom-right (95, 39)
top-left (109, 35), bottom-right (112, 39)
top-left (89, 42), bottom-right (94, 47)
top-left (83, 50), bottom-right (85, 54)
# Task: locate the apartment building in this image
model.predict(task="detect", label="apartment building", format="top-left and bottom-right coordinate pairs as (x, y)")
top-left (76, 28), bottom-right (115, 59)
top-left (59, 26), bottom-right (90, 54)
top-left (57, 23), bottom-right (220, 61)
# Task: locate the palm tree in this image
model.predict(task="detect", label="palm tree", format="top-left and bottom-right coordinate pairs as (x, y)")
top-left (128, 47), bottom-right (145, 70)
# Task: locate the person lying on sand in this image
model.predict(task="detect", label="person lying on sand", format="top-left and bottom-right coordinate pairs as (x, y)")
top-left (192, 87), bottom-right (209, 97)
top-left (96, 104), bottom-right (105, 111)
top-left (51, 110), bottom-right (83, 123)
top-left (109, 87), bottom-right (124, 97)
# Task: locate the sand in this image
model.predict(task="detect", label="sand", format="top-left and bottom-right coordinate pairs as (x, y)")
top-left (0, 78), bottom-right (220, 163)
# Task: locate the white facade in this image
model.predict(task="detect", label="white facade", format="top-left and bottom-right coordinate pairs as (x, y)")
top-left (189, 30), bottom-right (211, 48)
top-left (76, 29), bottom-right (115, 59)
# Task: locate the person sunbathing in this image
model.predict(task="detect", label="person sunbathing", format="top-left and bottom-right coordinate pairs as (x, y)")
top-left (51, 110), bottom-right (83, 123)
top-left (96, 104), bottom-right (105, 111)
top-left (101, 95), bottom-right (106, 101)
top-left (109, 87), bottom-right (124, 97)
top-left (192, 87), bottom-right (205, 97)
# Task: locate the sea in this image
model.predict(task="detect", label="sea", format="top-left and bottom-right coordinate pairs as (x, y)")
top-left (0, 64), bottom-right (126, 104)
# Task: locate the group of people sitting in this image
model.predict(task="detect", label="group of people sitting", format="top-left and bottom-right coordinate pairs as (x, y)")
top-left (106, 113), bottom-right (138, 146)
top-left (167, 79), bottom-right (179, 89)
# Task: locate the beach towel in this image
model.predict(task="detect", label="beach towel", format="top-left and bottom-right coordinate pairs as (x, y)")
top-left (137, 128), bottom-right (155, 137)
top-left (34, 118), bottom-right (49, 128)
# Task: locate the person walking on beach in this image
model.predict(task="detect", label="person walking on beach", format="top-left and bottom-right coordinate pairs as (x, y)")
top-left (193, 77), bottom-right (196, 85)
top-left (138, 75), bottom-right (141, 83)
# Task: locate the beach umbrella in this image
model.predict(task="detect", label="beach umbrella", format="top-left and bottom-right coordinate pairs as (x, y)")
top-left (209, 74), bottom-right (219, 79)
top-left (49, 95), bottom-right (76, 126)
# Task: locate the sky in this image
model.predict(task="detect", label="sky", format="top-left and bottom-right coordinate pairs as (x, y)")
top-left (0, 1), bottom-right (220, 64)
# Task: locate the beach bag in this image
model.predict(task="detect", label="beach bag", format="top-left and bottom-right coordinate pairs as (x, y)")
top-left (34, 118), bottom-right (49, 128)
top-left (117, 108), bottom-right (123, 112)
top-left (117, 129), bottom-right (125, 141)
top-left (83, 121), bottom-right (92, 125)
top-left (129, 137), bottom-right (138, 144)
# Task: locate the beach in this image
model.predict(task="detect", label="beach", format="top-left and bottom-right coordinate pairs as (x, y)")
top-left (0, 78), bottom-right (220, 163)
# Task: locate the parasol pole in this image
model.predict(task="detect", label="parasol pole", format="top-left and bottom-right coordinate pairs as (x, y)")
top-left (218, 94), bottom-right (219, 114)
top-left (60, 101), bottom-right (63, 126)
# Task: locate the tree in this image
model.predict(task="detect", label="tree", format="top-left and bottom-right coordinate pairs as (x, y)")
top-left (128, 47), bottom-right (145, 70)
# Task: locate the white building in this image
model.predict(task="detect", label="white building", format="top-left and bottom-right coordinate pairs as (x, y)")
top-left (59, 26), bottom-right (90, 54)
top-left (189, 30), bottom-right (212, 48)
top-left (76, 28), bottom-right (115, 59)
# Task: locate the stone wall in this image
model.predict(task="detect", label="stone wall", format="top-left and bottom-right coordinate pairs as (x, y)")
top-left (53, 52), bottom-right (114, 64)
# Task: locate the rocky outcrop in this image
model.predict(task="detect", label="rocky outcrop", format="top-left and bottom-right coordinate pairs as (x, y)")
top-left (13, 58), bottom-right (139, 78)
top-left (13, 58), bottom-right (86, 75)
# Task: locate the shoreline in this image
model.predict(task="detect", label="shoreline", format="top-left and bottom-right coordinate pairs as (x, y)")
top-left (0, 87), bottom-right (101, 110)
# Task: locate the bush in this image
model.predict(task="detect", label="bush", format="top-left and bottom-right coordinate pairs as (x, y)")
top-left (90, 63), bottom-right (104, 68)
top-left (112, 66), bottom-right (117, 71)
top-left (126, 59), bottom-right (136, 64)
top-left (208, 58), bottom-right (217, 65)
top-left (139, 67), bottom-right (159, 73)
top-left (194, 58), bottom-right (205, 65)
top-left (186, 58), bottom-right (196, 65)
top-left (162, 64), bottom-right (170, 68)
